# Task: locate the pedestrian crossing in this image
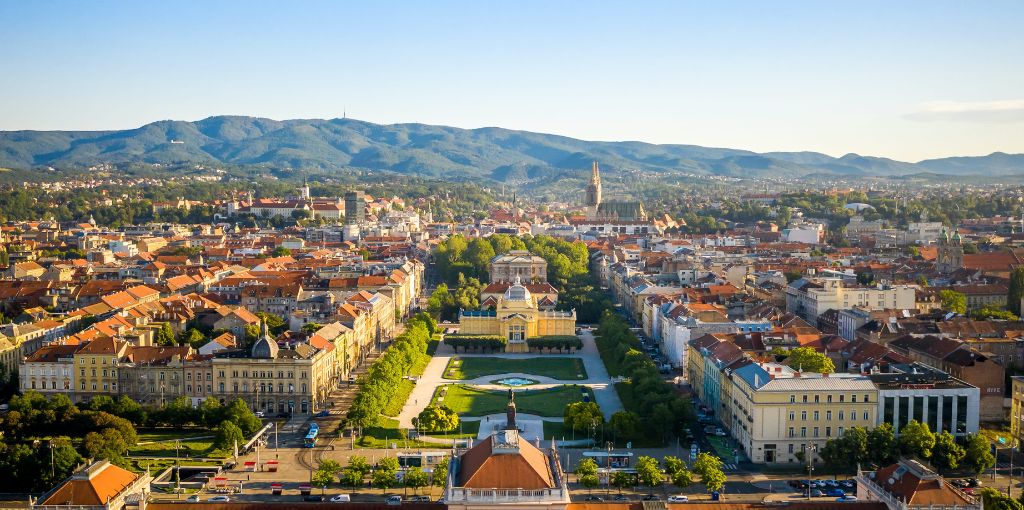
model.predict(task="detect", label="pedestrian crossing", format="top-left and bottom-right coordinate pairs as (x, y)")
top-left (723, 463), bottom-right (739, 471)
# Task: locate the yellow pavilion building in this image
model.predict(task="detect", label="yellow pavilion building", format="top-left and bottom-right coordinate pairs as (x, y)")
top-left (458, 277), bottom-right (576, 353)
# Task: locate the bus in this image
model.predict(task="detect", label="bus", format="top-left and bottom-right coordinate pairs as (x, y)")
top-left (582, 450), bottom-right (633, 470)
top-left (304, 423), bottom-right (319, 448)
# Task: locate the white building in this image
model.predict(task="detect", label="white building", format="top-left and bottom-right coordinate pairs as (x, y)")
top-left (786, 278), bottom-right (917, 323)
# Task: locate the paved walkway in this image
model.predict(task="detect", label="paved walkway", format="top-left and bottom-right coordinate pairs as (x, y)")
top-left (395, 331), bottom-right (623, 429)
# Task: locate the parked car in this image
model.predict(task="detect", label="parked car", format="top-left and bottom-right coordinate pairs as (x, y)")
top-left (254, 411), bottom-right (265, 418)
top-left (330, 494), bottom-right (351, 502)
top-left (185, 495), bottom-right (200, 503)
top-left (810, 489), bottom-right (826, 498)
top-left (966, 478), bottom-right (982, 488)
top-left (668, 495), bottom-right (689, 502)
top-left (409, 496), bottom-right (431, 502)
top-left (642, 495), bottom-right (661, 501)
top-left (584, 495), bottom-right (604, 501)
top-left (304, 495), bottom-right (325, 502)
top-left (836, 496), bottom-right (859, 502)
top-left (714, 427), bottom-right (727, 436)
top-left (386, 495), bottom-right (403, 505)
top-left (612, 495), bottom-right (630, 501)
top-left (208, 496), bottom-right (231, 502)
top-left (703, 425), bottom-right (717, 434)
top-left (826, 488), bottom-right (845, 497)
top-left (316, 410), bottom-right (330, 417)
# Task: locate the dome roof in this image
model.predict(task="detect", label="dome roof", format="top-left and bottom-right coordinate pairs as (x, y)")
top-left (251, 320), bottom-right (279, 359)
top-left (504, 276), bottom-right (531, 301)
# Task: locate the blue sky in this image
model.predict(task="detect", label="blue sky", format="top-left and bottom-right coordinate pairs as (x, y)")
top-left (1, 1), bottom-right (1022, 161)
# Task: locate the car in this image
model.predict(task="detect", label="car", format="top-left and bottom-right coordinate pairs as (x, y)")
top-left (584, 496), bottom-right (604, 501)
top-left (668, 495), bottom-right (690, 502)
top-left (409, 496), bottom-right (431, 502)
top-left (386, 495), bottom-right (403, 505)
top-left (186, 495), bottom-right (201, 503)
top-left (304, 495), bottom-right (325, 502)
top-left (316, 410), bottom-right (330, 417)
top-left (810, 490), bottom-right (826, 498)
top-left (966, 478), bottom-right (982, 488)
top-left (836, 496), bottom-right (859, 502)
top-left (642, 495), bottom-right (661, 501)
top-left (703, 425), bottom-right (717, 434)
top-left (208, 496), bottom-right (231, 502)
top-left (826, 489), bottom-right (845, 497)
top-left (276, 412), bottom-right (292, 419)
top-left (714, 428), bottom-right (727, 436)
top-left (330, 494), bottom-right (351, 502)
top-left (254, 410), bottom-right (265, 418)
top-left (961, 488), bottom-right (975, 495)
top-left (612, 495), bottom-right (630, 501)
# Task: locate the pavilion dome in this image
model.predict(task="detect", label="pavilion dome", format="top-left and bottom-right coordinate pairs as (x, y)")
top-left (504, 276), bottom-right (531, 302)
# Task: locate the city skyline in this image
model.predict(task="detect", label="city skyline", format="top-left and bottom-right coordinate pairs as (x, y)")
top-left (1, 1), bottom-right (1022, 161)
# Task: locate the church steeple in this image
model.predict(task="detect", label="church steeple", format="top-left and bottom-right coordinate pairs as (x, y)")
top-left (585, 161), bottom-right (602, 208)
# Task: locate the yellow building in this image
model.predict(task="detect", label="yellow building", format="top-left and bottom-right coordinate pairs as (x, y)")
top-left (73, 337), bottom-right (129, 403)
top-left (730, 362), bottom-right (878, 464)
top-left (1011, 376), bottom-right (1024, 445)
top-left (458, 278), bottom-right (575, 353)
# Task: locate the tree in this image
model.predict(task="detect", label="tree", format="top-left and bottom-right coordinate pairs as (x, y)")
top-left (609, 411), bottom-right (641, 440)
top-left (564, 402), bottom-right (603, 432)
top-left (692, 452), bottom-right (726, 493)
top-left (156, 322), bottom-right (175, 346)
top-left (224, 398), bottom-right (262, 435)
top-left (405, 466), bottom-right (429, 494)
top-left (576, 457), bottom-right (599, 478)
top-left (867, 423), bottom-right (897, 465)
top-left (432, 456), bottom-right (449, 487)
top-left (783, 346), bottom-right (834, 373)
top-left (820, 426), bottom-right (869, 471)
top-left (1010, 267), bottom-right (1024, 316)
top-left (43, 437), bottom-right (83, 488)
top-left (938, 290), bottom-right (967, 315)
top-left (182, 328), bottom-right (206, 349)
top-left (213, 420), bottom-right (244, 452)
top-left (271, 246), bottom-right (292, 257)
top-left (312, 460), bottom-right (343, 494)
top-left (980, 488), bottom-right (1024, 510)
top-left (932, 431), bottom-right (966, 471)
top-left (963, 434), bottom-right (996, 475)
top-left (255, 312), bottom-right (286, 335)
top-left (898, 420), bottom-right (937, 459)
top-left (611, 470), bottom-right (634, 494)
top-left (635, 455), bottom-right (664, 494)
top-left (579, 473), bottom-right (600, 492)
top-left (340, 467), bottom-right (363, 489)
top-left (916, 274), bottom-right (929, 286)
top-left (415, 405), bottom-right (459, 433)
top-left (301, 322), bottom-right (323, 334)
top-left (372, 457), bottom-right (400, 494)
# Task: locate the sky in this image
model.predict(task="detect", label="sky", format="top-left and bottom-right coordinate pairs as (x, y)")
top-left (1, 1), bottom-right (1022, 162)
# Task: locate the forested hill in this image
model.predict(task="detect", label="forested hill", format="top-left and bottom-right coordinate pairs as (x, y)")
top-left (2, 115), bottom-right (1023, 180)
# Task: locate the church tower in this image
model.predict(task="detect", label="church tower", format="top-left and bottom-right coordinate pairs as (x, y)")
top-left (936, 227), bottom-right (963, 273)
top-left (584, 161), bottom-right (602, 218)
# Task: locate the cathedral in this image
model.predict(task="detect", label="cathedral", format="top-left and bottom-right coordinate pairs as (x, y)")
top-left (584, 161), bottom-right (646, 222)
top-left (936, 227), bottom-right (963, 273)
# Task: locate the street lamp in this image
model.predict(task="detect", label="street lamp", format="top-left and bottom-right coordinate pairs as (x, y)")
top-left (806, 444), bottom-right (817, 500)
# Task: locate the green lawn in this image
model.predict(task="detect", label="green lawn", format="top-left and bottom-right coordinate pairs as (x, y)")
top-left (541, 420), bottom-right (571, 440)
top-left (356, 418), bottom-right (445, 449)
top-left (130, 430), bottom-right (227, 459)
top-left (444, 357), bottom-right (587, 380)
top-left (126, 458), bottom-right (222, 475)
top-left (432, 384), bottom-right (593, 417)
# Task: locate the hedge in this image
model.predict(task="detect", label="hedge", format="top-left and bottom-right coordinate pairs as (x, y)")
top-left (444, 335), bottom-right (506, 353)
top-left (527, 336), bottom-right (583, 352)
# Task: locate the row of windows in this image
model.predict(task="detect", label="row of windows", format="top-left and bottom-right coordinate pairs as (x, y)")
top-left (789, 410), bottom-right (870, 422)
top-left (219, 382), bottom-right (308, 394)
top-left (788, 426), bottom-right (847, 438)
top-left (218, 370), bottom-right (308, 379)
top-left (81, 368), bottom-right (116, 378)
top-left (789, 394), bottom-right (871, 404)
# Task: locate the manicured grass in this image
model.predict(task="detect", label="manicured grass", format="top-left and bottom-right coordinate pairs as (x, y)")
top-left (422, 419), bottom-right (480, 440)
top-left (356, 418), bottom-right (443, 449)
top-left (542, 420), bottom-right (571, 440)
top-left (130, 430), bottom-right (227, 459)
top-left (444, 356), bottom-right (587, 380)
top-left (126, 458), bottom-right (222, 475)
top-left (431, 384), bottom-right (593, 417)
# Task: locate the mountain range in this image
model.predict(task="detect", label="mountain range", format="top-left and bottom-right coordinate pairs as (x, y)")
top-left (2, 115), bottom-right (1023, 181)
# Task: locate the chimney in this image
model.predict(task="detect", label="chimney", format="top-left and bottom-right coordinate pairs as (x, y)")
top-left (794, 371), bottom-right (801, 378)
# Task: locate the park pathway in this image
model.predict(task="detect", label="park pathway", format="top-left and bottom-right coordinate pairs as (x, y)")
top-left (394, 331), bottom-right (623, 429)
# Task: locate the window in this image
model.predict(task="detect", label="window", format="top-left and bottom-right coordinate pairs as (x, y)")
top-left (838, 427), bottom-right (844, 436)
top-left (801, 411), bottom-right (808, 420)
top-left (814, 395), bottom-right (820, 403)
top-left (863, 411), bottom-right (869, 421)
top-left (813, 427), bottom-right (819, 437)
top-left (826, 411), bottom-right (832, 421)
top-left (852, 394), bottom-right (857, 403)
top-left (800, 427), bottom-right (807, 437)
top-left (839, 411), bottom-right (844, 420)
top-left (789, 427), bottom-right (795, 438)
top-left (864, 394), bottom-right (870, 403)
top-left (788, 444), bottom-right (794, 454)
top-left (790, 395), bottom-right (796, 403)
top-left (813, 411), bottom-right (819, 421)
top-left (827, 395), bottom-right (833, 403)
top-left (789, 411), bottom-right (795, 421)
top-left (802, 395), bottom-right (808, 403)
top-left (840, 395), bottom-right (845, 403)
top-left (825, 427), bottom-right (831, 437)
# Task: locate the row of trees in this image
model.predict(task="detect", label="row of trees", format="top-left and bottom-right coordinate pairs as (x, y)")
top-left (427, 276), bottom-right (483, 321)
top-left (575, 452), bottom-right (726, 494)
top-left (444, 335), bottom-right (507, 353)
top-left (312, 454), bottom-right (450, 494)
top-left (818, 422), bottom-right (995, 474)
top-left (593, 311), bottom-right (693, 444)
top-left (345, 314), bottom-right (434, 429)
